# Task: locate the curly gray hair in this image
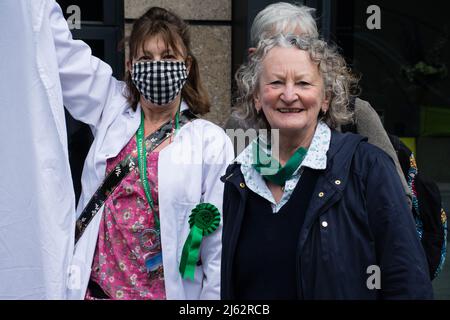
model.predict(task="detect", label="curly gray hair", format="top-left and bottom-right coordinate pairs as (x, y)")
top-left (233, 34), bottom-right (359, 129)
top-left (251, 2), bottom-right (318, 46)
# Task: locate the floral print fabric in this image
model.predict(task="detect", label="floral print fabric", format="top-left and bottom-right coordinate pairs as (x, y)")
top-left (87, 135), bottom-right (166, 300)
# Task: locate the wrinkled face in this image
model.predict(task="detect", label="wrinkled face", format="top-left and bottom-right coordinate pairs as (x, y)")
top-left (254, 46), bottom-right (329, 136)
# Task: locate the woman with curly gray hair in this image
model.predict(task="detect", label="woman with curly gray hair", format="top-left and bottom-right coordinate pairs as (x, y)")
top-left (234, 35), bottom-right (357, 130)
top-left (220, 34), bottom-right (432, 299)
top-left (225, 2), bottom-right (412, 205)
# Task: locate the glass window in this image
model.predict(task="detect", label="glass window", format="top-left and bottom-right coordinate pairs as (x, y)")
top-left (57, 0), bottom-right (104, 23)
top-left (335, 0), bottom-right (450, 299)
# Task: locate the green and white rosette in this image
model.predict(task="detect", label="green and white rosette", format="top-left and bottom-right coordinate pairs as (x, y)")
top-left (179, 203), bottom-right (220, 280)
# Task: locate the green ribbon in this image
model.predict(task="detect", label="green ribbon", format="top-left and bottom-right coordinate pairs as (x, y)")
top-left (252, 138), bottom-right (308, 186)
top-left (136, 108), bottom-right (180, 227)
top-left (179, 203), bottom-right (220, 280)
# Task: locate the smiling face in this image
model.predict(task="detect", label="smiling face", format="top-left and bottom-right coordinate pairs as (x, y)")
top-left (254, 46), bottom-right (329, 137)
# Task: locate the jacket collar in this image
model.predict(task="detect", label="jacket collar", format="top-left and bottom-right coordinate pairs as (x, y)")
top-left (323, 130), bottom-right (367, 191)
top-left (221, 162), bottom-right (245, 191)
top-left (115, 100), bottom-right (191, 156)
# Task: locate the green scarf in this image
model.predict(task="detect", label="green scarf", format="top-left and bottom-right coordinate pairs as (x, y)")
top-left (252, 139), bottom-right (308, 186)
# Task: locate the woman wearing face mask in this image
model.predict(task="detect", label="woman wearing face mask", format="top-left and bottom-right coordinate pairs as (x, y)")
top-left (65, 7), bottom-right (234, 300)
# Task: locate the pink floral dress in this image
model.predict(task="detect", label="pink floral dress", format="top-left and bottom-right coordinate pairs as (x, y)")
top-left (86, 135), bottom-right (166, 300)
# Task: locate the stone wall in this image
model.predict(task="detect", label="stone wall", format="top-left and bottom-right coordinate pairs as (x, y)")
top-left (124, 0), bottom-right (232, 126)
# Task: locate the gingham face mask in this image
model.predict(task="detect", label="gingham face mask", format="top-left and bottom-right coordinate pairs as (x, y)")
top-left (131, 60), bottom-right (188, 106)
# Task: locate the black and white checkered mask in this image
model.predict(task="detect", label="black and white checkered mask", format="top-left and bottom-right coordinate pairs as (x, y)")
top-left (131, 60), bottom-right (188, 106)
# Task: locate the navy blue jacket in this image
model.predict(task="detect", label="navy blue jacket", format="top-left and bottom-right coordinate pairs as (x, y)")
top-left (221, 130), bottom-right (433, 299)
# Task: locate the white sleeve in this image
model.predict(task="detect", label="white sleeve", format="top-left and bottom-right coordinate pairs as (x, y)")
top-left (0, 0), bottom-right (75, 299)
top-left (48, 0), bottom-right (126, 131)
top-left (198, 126), bottom-right (234, 299)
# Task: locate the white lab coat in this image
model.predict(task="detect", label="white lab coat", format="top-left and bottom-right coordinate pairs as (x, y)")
top-left (41, 0), bottom-right (233, 299)
top-left (69, 101), bottom-right (234, 300)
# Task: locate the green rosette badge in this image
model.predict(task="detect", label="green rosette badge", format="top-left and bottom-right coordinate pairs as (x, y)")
top-left (179, 203), bottom-right (220, 280)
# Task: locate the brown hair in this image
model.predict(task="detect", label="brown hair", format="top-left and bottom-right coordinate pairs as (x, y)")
top-left (124, 7), bottom-right (210, 115)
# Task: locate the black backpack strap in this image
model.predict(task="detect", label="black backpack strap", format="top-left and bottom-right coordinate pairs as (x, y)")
top-left (414, 173), bottom-right (447, 279)
top-left (387, 133), bottom-right (411, 179)
top-left (390, 134), bottom-right (448, 280)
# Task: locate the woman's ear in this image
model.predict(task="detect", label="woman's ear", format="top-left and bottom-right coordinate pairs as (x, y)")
top-left (186, 56), bottom-right (193, 74)
top-left (126, 60), bottom-right (132, 72)
top-left (321, 93), bottom-right (330, 113)
top-left (254, 92), bottom-right (262, 113)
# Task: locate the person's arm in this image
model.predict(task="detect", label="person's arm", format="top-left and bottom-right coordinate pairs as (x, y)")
top-left (198, 125), bottom-right (234, 299)
top-left (354, 98), bottom-right (412, 205)
top-left (364, 146), bottom-right (433, 299)
top-left (47, 0), bottom-right (126, 131)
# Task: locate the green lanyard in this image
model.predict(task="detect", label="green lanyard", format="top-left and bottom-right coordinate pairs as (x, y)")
top-left (252, 139), bottom-right (308, 187)
top-left (136, 109), bottom-right (180, 229)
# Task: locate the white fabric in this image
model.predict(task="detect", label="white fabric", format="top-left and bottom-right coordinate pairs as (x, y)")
top-left (1, 0), bottom-right (127, 299)
top-left (236, 121), bottom-right (331, 213)
top-left (0, 0), bottom-right (75, 299)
